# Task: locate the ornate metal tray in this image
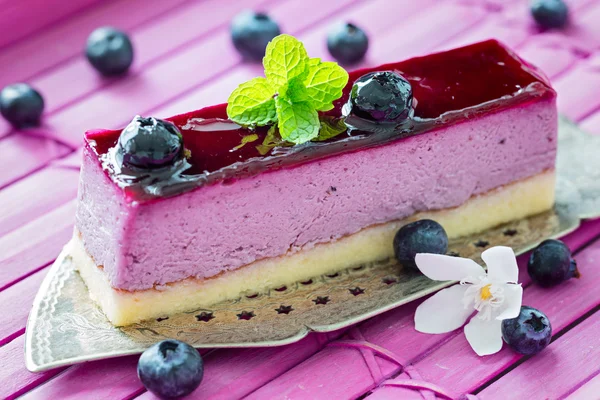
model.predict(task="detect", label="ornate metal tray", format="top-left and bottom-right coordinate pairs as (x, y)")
top-left (25, 118), bottom-right (600, 372)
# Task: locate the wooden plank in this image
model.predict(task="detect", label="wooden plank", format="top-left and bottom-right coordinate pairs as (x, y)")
top-left (20, 355), bottom-right (143, 400)
top-left (22, 0), bottom-right (274, 119)
top-left (514, 40), bottom-right (580, 80)
top-left (155, 0), bottom-right (440, 117)
top-left (478, 308), bottom-right (600, 399)
top-left (553, 58), bottom-right (600, 122)
top-left (0, 134), bottom-right (72, 189)
top-left (243, 219), bottom-right (600, 399)
top-left (0, 200), bottom-right (75, 291)
top-left (434, 16), bottom-right (530, 52)
top-left (0, 167), bottom-right (78, 237)
top-left (0, 0), bottom-right (103, 50)
top-left (370, 3), bottom-right (486, 62)
top-left (38, 0), bottom-right (364, 147)
top-left (375, 232), bottom-right (600, 399)
top-left (0, 335), bottom-right (65, 400)
top-left (565, 372), bottom-right (600, 399)
top-left (0, 0), bottom-right (192, 89)
top-left (0, 269), bottom-right (47, 347)
top-left (580, 110), bottom-right (600, 136)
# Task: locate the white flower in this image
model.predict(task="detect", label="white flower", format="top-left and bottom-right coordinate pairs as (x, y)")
top-left (414, 246), bottom-right (523, 356)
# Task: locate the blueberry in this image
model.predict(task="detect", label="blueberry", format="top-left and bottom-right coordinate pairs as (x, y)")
top-left (231, 11), bottom-right (281, 61)
top-left (528, 239), bottom-right (579, 288)
top-left (327, 23), bottom-right (369, 65)
top-left (394, 220), bottom-right (448, 270)
top-left (0, 83), bottom-right (44, 128)
top-left (86, 27), bottom-right (134, 76)
top-left (138, 340), bottom-right (204, 399)
top-left (117, 116), bottom-right (184, 169)
top-left (502, 306), bottom-right (552, 355)
top-left (343, 71), bottom-right (413, 124)
top-left (531, 0), bottom-right (569, 29)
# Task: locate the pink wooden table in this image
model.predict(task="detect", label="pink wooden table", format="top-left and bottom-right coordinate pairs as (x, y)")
top-left (2, 0), bottom-right (600, 398)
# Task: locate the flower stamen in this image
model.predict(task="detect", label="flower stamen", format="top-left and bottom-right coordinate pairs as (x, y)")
top-left (480, 284), bottom-right (492, 300)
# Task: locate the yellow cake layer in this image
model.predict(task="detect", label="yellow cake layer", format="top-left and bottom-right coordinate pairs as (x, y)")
top-left (73, 170), bottom-right (555, 325)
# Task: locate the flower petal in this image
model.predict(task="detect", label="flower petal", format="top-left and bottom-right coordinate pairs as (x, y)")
top-left (415, 285), bottom-right (473, 334)
top-left (415, 254), bottom-right (485, 282)
top-left (495, 284), bottom-right (523, 320)
top-left (481, 246), bottom-right (519, 283)
top-left (464, 315), bottom-right (503, 356)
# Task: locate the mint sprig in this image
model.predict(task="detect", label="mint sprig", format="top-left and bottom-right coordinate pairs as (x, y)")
top-left (226, 34), bottom-right (349, 144)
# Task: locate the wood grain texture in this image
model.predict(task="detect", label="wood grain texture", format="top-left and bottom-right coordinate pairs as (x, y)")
top-left (241, 219), bottom-right (600, 399)
top-left (0, 336), bottom-right (65, 400)
top-left (0, 0), bottom-right (191, 89)
top-left (565, 371), bottom-right (600, 399)
top-left (478, 306), bottom-right (600, 399)
top-left (0, 168), bottom-right (78, 237)
top-left (0, 0), bottom-right (600, 398)
top-left (0, 134), bottom-right (71, 189)
top-left (0, 0), bottom-right (103, 50)
top-left (0, 200), bottom-right (75, 290)
top-left (39, 0), bottom-right (363, 147)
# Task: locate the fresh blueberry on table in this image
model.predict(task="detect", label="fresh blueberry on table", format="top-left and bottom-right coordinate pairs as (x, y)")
top-left (530, 0), bottom-right (569, 29)
top-left (0, 83), bottom-right (44, 128)
top-left (231, 11), bottom-right (281, 61)
top-left (344, 71), bottom-right (413, 124)
top-left (138, 339), bottom-right (204, 399)
top-left (528, 239), bottom-right (579, 287)
top-left (393, 220), bottom-right (449, 270)
top-left (327, 22), bottom-right (369, 65)
top-left (502, 306), bottom-right (552, 355)
top-left (117, 116), bottom-right (184, 169)
top-left (85, 27), bottom-right (134, 76)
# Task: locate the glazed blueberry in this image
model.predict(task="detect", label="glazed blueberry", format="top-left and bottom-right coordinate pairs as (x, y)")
top-left (344, 71), bottom-right (413, 123)
top-left (231, 11), bottom-right (281, 61)
top-left (117, 116), bottom-right (184, 169)
top-left (531, 0), bottom-right (569, 29)
top-left (0, 83), bottom-right (44, 128)
top-left (138, 340), bottom-right (204, 399)
top-left (393, 220), bottom-right (448, 270)
top-left (327, 23), bottom-right (369, 65)
top-left (502, 306), bottom-right (552, 355)
top-left (528, 239), bottom-right (579, 287)
top-left (86, 27), bottom-right (134, 76)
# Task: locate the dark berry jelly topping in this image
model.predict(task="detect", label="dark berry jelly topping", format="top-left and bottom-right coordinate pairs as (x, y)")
top-left (86, 40), bottom-right (555, 201)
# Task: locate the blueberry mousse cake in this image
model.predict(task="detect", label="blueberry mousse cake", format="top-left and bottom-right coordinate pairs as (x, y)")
top-left (73, 35), bottom-right (558, 325)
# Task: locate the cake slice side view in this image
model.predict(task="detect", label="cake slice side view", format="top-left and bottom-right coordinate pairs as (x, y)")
top-left (74, 38), bottom-right (557, 325)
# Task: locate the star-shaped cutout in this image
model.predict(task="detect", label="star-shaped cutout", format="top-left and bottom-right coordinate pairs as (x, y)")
top-left (275, 305), bottom-right (294, 314)
top-left (195, 312), bottom-right (215, 322)
top-left (382, 277), bottom-right (397, 285)
top-left (313, 296), bottom-right (330, 305)
top-left (349, 287), bottom-right (365, 296)
top-left (156, 316), bottom-right (169, 322)
top-left (503, 229), bottom-right (518, 237)
top-left (237, 311), bottom-right (255, 320)
top-left (474, 240), bottom-right (490, 248)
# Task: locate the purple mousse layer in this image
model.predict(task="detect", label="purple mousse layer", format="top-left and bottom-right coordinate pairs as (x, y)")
top-left (76, 99), bottom-right (557, 291)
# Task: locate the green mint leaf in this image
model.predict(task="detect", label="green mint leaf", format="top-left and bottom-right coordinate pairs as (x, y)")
top-left (275, 97), bottom-right (319, 144)
top-left (226, 77), bottom-right (277, 126)
top-left (283, 77), bottom-right (309, 103)
top-left (264, 35), bottom-right (309, 90)
top-left (313, 117), bottom-right (348, 142)
top-left (303, 59), bottom-right (349, 112)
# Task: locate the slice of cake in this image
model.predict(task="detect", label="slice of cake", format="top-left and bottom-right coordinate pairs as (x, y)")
top-left (74, 37), bottom-right (557, 325)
